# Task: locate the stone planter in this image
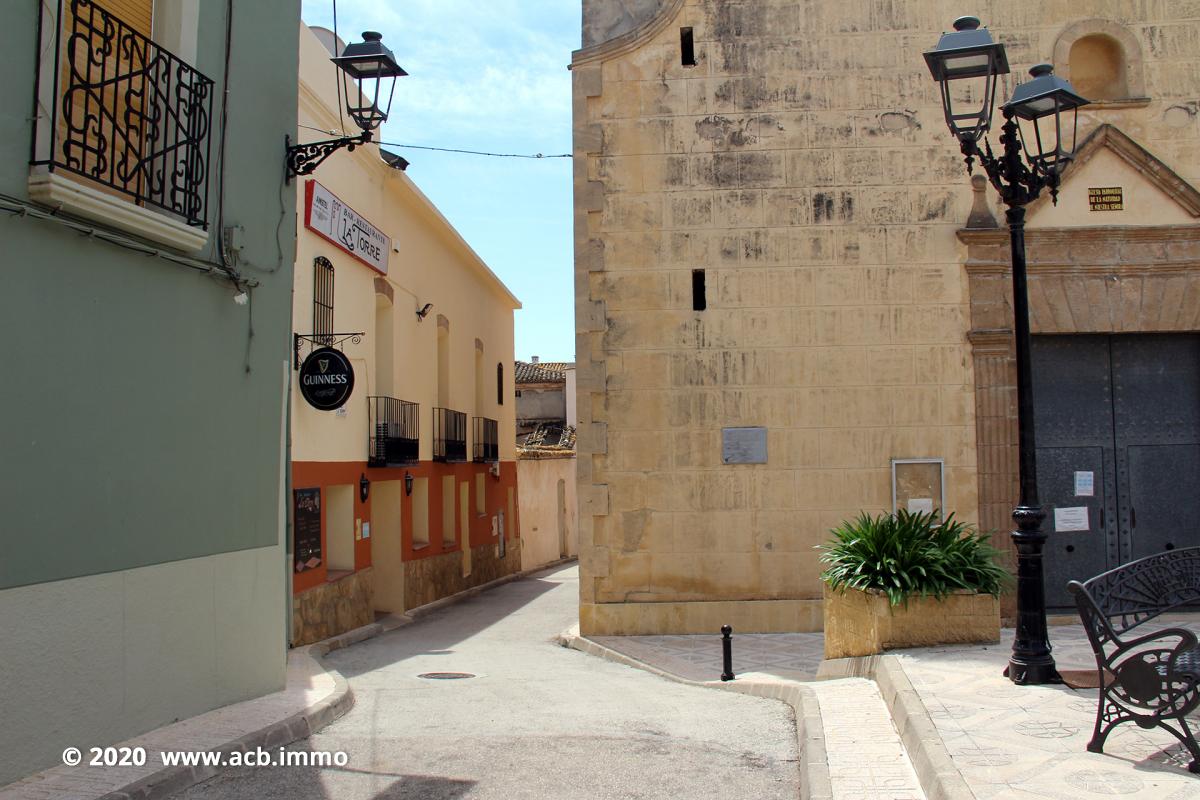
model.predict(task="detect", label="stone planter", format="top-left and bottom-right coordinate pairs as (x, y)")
top-left (822, 584), bottom-right (1000, 660)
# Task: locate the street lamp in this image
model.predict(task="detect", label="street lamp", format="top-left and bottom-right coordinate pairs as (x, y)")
top-left (286, 31), bottom-right (407, 181)
top-left (924, 17), bottom-right (1089, 686)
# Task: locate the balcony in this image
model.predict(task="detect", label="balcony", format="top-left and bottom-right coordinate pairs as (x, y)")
top-left (368, 397), bottom-right (419, 467)
top-left (433, 408), bottom-right (467, 463)
top-left (30, 0), bottom-right (214, 250)
top-left (473, 417), bottom-right (498, 463)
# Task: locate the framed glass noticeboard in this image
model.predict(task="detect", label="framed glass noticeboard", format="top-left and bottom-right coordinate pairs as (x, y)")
top-left (891, 458), bottom-right (945, 522)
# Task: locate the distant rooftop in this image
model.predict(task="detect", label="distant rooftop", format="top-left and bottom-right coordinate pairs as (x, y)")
top-left (515, 360), bottom-right (573, 384)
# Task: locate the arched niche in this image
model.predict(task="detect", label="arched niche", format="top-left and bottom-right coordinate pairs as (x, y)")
top-left (1054, 19), bottom-right (1148, 106)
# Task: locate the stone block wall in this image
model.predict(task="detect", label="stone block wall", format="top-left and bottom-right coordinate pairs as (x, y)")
top-left (292, 568), bottom-right (375, 646)
top-left (573, 0), bottom-right (1200, 634)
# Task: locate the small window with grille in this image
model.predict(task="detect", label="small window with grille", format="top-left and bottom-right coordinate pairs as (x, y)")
top-left (313, 257), bottom-right (335, 345)
top-left (497, 363), bottom-right (504, 405)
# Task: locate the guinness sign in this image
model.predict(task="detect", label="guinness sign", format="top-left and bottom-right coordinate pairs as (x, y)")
top-left (299, 347), bottom-right (355, 411)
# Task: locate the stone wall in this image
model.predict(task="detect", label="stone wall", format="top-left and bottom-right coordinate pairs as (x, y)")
top-left (292, 568), bottom-right (375, 646)
top-left (403, 541), bottom-right (522, 611)
top-left (572, 1), bottom-right (1200, 634)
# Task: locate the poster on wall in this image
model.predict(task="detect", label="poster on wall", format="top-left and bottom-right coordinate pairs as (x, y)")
top-left (294, 488), bottom-right (323, 573)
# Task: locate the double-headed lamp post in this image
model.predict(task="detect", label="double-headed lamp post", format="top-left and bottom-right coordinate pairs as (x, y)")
top-left (923, 17), bottom-right (1089, 686)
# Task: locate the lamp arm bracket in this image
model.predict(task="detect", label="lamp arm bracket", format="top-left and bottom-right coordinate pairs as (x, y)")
top-left (285, 132), bottom-right (372, 183)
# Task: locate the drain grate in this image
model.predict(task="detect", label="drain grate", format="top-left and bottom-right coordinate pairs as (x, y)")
top-left (417, 672), bottom-right (476, 680)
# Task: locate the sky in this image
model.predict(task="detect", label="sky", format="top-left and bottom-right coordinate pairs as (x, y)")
top-left (300, 0), bottom-right (580, 363)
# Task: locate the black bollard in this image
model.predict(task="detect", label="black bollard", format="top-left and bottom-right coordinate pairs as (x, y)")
top-left (721, 624), bottom-right (735, 681)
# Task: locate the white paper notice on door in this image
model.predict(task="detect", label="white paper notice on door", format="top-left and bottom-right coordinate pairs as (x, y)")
top-left (1074, 471), bottom-right (1094, 497)
top-left (1055, 506), bottom-right (1090, 532)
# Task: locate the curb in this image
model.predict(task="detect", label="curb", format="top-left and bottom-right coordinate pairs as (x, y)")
top-left (98, 628), bottom-right (380, 800)
top-left (557, 628), bottom-right (833, 800)
top-left (818, 654), bottom-right (975, 800)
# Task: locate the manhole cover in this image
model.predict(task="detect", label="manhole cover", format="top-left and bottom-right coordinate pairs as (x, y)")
top-left (418, 672), bottom-right (475, 680)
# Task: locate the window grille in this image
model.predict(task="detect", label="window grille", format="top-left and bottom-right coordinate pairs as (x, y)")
top-left (313, 257), bottom-right (335, 345)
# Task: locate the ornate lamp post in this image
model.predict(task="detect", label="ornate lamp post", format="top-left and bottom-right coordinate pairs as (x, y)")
top-left (924, 17), bottom-right (1089, 685)
top-left (286, 31), bottom-right (407, 181)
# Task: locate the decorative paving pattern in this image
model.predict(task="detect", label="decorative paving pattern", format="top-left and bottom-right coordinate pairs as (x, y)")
top-left (591, 631), bottom-right (825, 682)
top-left (898, 615), bottom-right (1200, 799)
top-left (813, 678), bottom-right (925, 800)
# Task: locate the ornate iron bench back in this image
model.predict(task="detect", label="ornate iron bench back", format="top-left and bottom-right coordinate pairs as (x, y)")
top-left (1071, 547), bottom-right (1200, 645)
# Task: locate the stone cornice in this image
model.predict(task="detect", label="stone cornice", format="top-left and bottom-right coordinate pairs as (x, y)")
top-left (570, 0), bottom-right (686, 68)
top-left (958, 224), bottom-right (1200, 246)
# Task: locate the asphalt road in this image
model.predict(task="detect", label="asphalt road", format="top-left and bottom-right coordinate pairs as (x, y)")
top-left (174, 564), bottom-right (799, 800)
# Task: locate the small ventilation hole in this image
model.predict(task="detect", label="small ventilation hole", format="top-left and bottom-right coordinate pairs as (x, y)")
top-left (680, 27), bottom-right (696, 67)
top-left (692, 269), bottom-right (706, 311)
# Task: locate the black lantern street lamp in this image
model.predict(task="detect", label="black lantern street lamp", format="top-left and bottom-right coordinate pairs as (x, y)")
top-left (286, 31), bottom-right (407, 181)
top-left (924, 17), bottom-right (1089, 686)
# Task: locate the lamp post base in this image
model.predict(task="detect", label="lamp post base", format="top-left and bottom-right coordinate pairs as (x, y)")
top-left (1006, 505), bottom-right (1062, 685)
top-left (1004, 658), bottom-right (1062, 685)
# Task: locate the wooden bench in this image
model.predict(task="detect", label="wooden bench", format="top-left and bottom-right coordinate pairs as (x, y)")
top-left (1068, 547), bottom-right (1200, 773)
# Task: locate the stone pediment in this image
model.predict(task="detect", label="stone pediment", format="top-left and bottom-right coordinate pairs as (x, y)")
top-left (1026, 124), bottom-right (1200, 229)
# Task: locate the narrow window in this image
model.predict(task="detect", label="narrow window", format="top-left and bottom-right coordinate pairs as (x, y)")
top-left (680, 27), bottom-right (696, 67)
top-left (313, 257), bottom-right (335, 344)
top-left (497, 363), bottom-right (504, 405)
top-left (692, 269), bottom-right (706, 311)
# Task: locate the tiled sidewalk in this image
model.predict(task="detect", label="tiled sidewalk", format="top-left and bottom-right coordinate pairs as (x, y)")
top-left (899, 622), bottom-right (1200, 800)
top-left (585, 616), bottom-right (1200, 800)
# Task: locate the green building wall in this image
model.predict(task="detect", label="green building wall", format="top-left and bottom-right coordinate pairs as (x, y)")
top-left (0, 0), bottom-right (301, 785)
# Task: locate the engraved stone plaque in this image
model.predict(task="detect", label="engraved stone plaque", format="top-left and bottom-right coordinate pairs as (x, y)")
top-left (722, 427), bottom-right (767, 464)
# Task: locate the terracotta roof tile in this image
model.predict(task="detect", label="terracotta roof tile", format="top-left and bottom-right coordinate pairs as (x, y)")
top-left (514, 360), bottom-right (572, 384)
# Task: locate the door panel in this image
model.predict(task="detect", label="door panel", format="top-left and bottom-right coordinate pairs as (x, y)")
top-left (1032, 336), bottom-right (1118, 609)
top-left (1113, 335), bottom-right (1200, 563)
top-left (1126, 445), bottom-right (1200, 561)
top-left (1037, 446), bottom-right (1111, 608)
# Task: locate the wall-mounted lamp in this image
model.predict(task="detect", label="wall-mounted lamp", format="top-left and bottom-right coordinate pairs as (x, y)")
top-left (286, 31), bottom-right (407, 181)
top-left (359, 473), bottom-right (371, 503)
top-left (416, 302), bottom-right (433, 321)
top-left (404, 471), bottom-right (414, 496)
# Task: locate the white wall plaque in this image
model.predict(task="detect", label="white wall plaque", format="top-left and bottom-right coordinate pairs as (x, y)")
top-left (722, 427), bottom-right (768, 464)
top-left (907, 498), bottom-right (935, 515)
top-left (1054, 506), bottom-right (1090, 532)
top-left (1074, 471), bottom-right (1094, 497)
top-left (304, 180), bottom-right (391, 275)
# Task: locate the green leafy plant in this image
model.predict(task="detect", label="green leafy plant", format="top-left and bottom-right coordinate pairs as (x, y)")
top-left (817, 510), bottom-right (1010, 606)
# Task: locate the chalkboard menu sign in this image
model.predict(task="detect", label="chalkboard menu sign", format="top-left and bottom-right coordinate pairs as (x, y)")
top-left (294, 488), bottom-right (323, 573)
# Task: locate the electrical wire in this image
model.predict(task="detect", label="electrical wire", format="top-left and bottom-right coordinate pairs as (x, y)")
top-left (0, 191), bottom-right (257, 287)
top-left (294, 124), bottom-right (570, 159)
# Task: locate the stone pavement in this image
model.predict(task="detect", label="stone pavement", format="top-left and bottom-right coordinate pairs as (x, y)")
top-left (579, 615), bottom-right (1200, 800)
top-left (172, 564), bottom-right (800, 800)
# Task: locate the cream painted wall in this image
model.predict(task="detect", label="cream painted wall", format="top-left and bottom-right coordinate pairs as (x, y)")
top-left (518, 455), bottom-right (579, 570)
top-left (292, 24), bottom-right (520, 465)
top-left (1029, 148), bottom-right (1195, 229)
top-left (0, 545), bottom-right (285, 784)
top-left (572, 0), bottom-right (1200, 633)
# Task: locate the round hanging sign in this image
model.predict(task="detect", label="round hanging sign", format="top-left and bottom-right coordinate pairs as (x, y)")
top-left (299, 347), bottom-right (355, 411)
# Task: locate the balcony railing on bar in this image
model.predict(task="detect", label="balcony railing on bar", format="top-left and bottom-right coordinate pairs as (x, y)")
top-left (31, 0), bottom-right (215, 228)
top-left (433, 408), bottom-right (467, 463)
top-left (473, 417), bottom-right (499, 463)
top-left (368, 396), bottom-right (419, 467)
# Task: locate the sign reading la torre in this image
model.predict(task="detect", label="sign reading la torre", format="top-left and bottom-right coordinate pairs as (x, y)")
top-left (304, 180), bottom-right (391, 274)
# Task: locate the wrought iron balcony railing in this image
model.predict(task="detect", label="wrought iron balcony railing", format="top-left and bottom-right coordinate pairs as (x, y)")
top-left (473, 417), bottom-right (499, 463)
top-left (368, 396), bottom-right (419, 467)
top-left (433, 407), bottom-right (467, 463)
top-left (31, 0), bottom-right (215, 228)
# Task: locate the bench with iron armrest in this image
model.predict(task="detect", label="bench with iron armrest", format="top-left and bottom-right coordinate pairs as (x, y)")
top-left (1068, 547), bottom-right (1200, 772)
